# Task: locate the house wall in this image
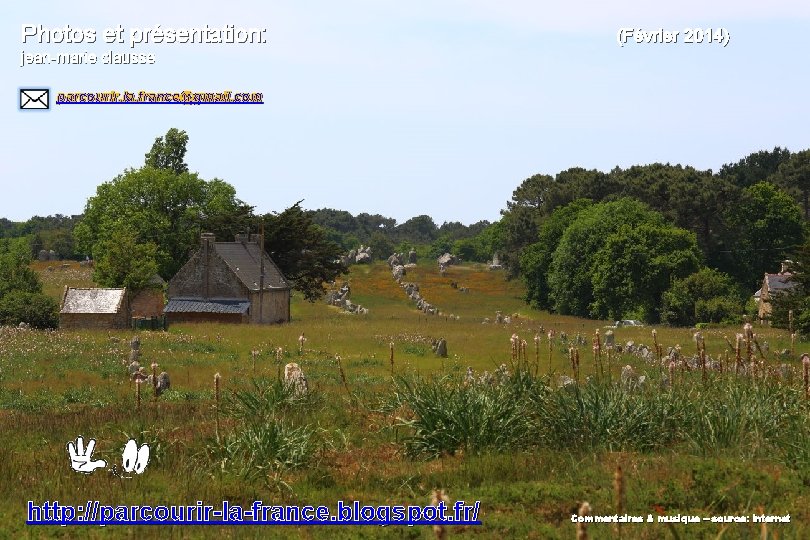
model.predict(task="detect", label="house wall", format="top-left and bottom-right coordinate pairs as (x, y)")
top-left (130, 289), bottom-right (165, 318)
top-left (60, 311), bottom-right (128, 330)
top-left (249, 289), bottom-right (291, 324)
top-left (168, 250), bottom-right (248, 299)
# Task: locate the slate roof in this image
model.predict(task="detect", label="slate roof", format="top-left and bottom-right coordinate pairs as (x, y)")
top-left (61, 288), bottom-right (126, 314)
top-left (765, 273), bottom-right (797, 293)
top-left (165, 298), bottom-right (251, 314)
top-left (212, 242), bottom-right (290, 291)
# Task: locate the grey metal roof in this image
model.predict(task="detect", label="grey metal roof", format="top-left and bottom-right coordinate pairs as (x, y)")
top-left (765, 274), bottom-right (797, 292)
top-left (61, 288), bottom-right (126, 314)
top-left (165, 298), bottom-right (250, 314)
top-left (213, 242), bottom-right (290, 291)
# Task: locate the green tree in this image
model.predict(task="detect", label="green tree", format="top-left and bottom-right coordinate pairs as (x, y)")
top-left (429, 234), bottom-right (455, 259)
top-left (589, 223), bottom-right (701, 322)
top-left (505, 174), bottom-right (553, 213)
top-left (660, 268), bottom-right (743, 326)
top-left (368, 230), bottom-right (395, 261)
top-left (262, 202), bottom-right (347, 302)
top-left (547, 199), bottom-right (656, 316)
top-left (496, 205), bottom-right (539, 278)
top-left (75, 164), bottom-right (250, 280)
top-left (92, 227), bottom-right (160, 290)
top-left (545, 168), bottom-right (615, 211)
top-left (521, 199), bottom-right (593, 309)
top-left (773, 149), bottom-right (810, 220)
top-left (771, 242), bottom-right (810, 331)
top-left (0, 238), bottom-right (41, 298)
top-left (726, 182), bottom-right (804, 289)
top-left (0, 238), bottom-right (58, 328)
top-left (395, 215), bottom-right (438, 244)
top-left (144, 127), bottom-right (190, 174)
top-left (718, 146), bottom-right (792, 189)
top-left (497, 175), bottom-right (552, 276)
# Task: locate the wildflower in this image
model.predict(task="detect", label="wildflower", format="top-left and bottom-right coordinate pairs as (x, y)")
top-left (576, 501), bottom-right (591, 540)
top-left (430, 489), bottom-right (450, 539)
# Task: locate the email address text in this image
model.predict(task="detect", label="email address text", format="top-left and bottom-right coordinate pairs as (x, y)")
top-left (55, 90), bottom-right (263, 105)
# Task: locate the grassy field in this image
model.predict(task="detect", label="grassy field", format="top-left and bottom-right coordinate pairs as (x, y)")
top-left (1, 260), bottom-right (808, 538)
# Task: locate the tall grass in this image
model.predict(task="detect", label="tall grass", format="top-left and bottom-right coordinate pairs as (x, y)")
top-left (210, 421), bottom-right (319, 483)
top-left (223, 376), bottom-right (318, 423)
top-left (206, 377), bottom-right (322, 486)
top-left (534, 378), bottom-right (687, 452)
top-left (386, 371), bottom-right (538, 458)
top-left (388, 367), bottom-right (810, 469)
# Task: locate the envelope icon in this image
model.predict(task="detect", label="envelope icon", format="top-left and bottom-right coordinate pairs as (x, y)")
top-left (20, 88), bottom-right (49, 110)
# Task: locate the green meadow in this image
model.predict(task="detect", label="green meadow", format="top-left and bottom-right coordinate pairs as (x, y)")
top-left (1, 261), bottom-right (808, 538)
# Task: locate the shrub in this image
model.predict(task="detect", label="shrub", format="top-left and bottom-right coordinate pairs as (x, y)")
top-left (0, 290), bottom-right (58, 329)
top-left (662, 268), bottom-right (744, 326)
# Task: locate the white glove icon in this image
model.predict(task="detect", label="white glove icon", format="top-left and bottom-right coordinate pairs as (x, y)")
top-left (67, 437), bottom-right (107, 473)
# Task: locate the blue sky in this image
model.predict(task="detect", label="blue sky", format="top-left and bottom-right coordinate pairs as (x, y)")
top-left (3, 1), bottom-right (809, 225)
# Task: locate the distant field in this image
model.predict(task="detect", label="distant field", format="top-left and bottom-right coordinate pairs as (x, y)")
top-left (33, 260), bottom-right (96, 300)
top-left (0, 260), bottom-right (806, 538)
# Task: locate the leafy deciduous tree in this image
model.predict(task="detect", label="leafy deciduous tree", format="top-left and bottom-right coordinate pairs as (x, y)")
top-left (144, 127), bottom-right (190, 174)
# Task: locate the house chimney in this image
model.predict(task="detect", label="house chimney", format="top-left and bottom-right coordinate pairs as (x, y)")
top-left (201, 232), bottom-right (215, 249)
top-left (781, 260), bottom-right (793, 274)
top-left (201, 233), bottom-right (215, 299)
top-left (235, 233), bottom-right (248, 244)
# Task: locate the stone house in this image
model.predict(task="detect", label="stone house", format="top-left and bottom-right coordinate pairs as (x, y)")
top-left (164, 233), bottom-right (291, 324)
top-left (755, 261), bottom-right (797, 322)
top-left (60, 287), bottom-right (130, 329)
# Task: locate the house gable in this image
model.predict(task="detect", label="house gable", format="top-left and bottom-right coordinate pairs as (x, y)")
top-left (212, 242), bottom-right (291, 291)
top-left (167, 248), bottom-right (248, 299)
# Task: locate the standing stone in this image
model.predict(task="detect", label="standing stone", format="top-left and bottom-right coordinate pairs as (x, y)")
top-left (408, 250), bottom-right (417, 264)
top-left (437, 253), bottom-right (457, 266)
top-left (284, 363), bottom-right (309, 396)
top-left (434, 338), bottom-right (448, 358)
top-left (604, 330), bottom-right (615, 348)
top-left (157, 372), bottom-right (171, 395)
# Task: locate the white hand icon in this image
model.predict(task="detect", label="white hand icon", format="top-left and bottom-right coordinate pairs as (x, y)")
top-left (67, 437), bottom-right (107, 473)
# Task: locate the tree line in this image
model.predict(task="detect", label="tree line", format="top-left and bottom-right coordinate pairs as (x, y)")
top-left (496, 147), bottom-right (810, 325)
top-left (3, 133), bottom-right (809, 329)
